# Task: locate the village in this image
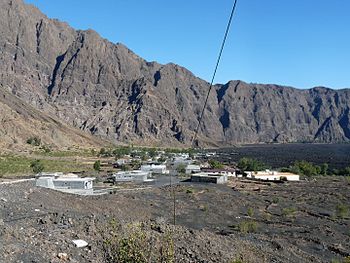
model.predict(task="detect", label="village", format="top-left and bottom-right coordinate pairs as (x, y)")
top-left (1, 147), bottom-right (349, 263)
top-left (34, 148), bottom-right (300, 195)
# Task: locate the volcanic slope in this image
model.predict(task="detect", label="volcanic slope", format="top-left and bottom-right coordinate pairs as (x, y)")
top-left (0, 0), bottom-right (350, 146)
top-left (0, 87), bottom-right (105, 150)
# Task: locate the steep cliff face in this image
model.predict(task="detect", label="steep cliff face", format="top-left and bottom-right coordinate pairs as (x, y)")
top-left (215, 82), bottom-right (350, 143)
top-left (0, 0), bottom-right (349, 146)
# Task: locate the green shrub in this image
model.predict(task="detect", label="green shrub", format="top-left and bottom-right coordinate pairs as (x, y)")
top-left (99, 148), bottom-right (112, 157)
top-left (26, 136), bottom-right (41, 146)
top-left (320, 163), bottom-right (329, 176)
top-left (93, 160), bottom-right (101, 172)
top-left (101, 221), bottom-right (175, 263)
top-left (335, 203), bottom-right (349, 219)
top-left (282, 207), bottom-right (297, 217)
top-left (208, 160), bottom-right (224, 169)
top-left (247, 207), bottom-right (254, 217)
top-left (238, 220), bottom-right (258, 233)
top-left (41, 145), bottom-right (51, 153)
top-left (113, 147), bottom-right (131, 158)
top-left (290, 160), bottom-right (321, 177)
top-left (333, 167), bottom-right (350, 176)
top-left (176, 164), bottom-right (186, 174)
top-left (30, 160), bottom-right (44, 174)
top-left (272, 197), bottom-right (280, 204)
top-left (186, 188), bottom-right (194, 194)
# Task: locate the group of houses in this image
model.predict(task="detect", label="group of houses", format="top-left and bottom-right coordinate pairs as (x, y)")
top-left (35, 150), bottom-right (300, 194)
top-left (112, 164), bottom-right (169, 182)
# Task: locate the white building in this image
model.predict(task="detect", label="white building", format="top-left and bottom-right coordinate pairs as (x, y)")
top-left (201, 168), bottom-right (236, 177)
top-left (141, 164), bottom-right (169, 174)
top-left (114, 158), bottom-right (131, 167)
top-left (250, 170), bottom-right (300, 181)
top-left (185, 164), bottom-right (201, 174)
top-left (191, 172), bottom-right (228, 184)
top-left (113, 170), bottom-right (150, 182)
top-left (36, 173), bottom-right (95, 194)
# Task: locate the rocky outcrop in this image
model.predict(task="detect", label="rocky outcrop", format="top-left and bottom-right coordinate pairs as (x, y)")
top-left (0, 0), bottom-right (349, 146)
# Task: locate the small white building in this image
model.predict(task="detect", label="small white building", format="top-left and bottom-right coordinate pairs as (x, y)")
top-left (114, 158), bottom-right (131, 167)
top-left (250, 170), bottom-right (300, 181)
top-left (185, 164), bottom-right (201, 174)
top-left (201, 168), bottom-right (236, 177)
top-left (191, 172), bottom-right (228, 184)
top-left (141, 164), bottom-right (169, 174)
top-left (113, 170), bottom-right (150, 182)
top-left (36, 173), bottom-right (95, 194)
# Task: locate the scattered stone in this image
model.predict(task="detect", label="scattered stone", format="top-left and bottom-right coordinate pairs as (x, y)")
top-left (57, 252), bottom-right (69, 261)
top-left (72, 239), bottom-right (88, 248)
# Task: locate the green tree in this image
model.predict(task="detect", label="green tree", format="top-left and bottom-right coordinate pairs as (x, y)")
top-left (30, 160), bottom-right (44, 174)
top-left (208, 160), bottom-right (224, 169)
top-left (291, 160), bottom-right (320, 177)
top-left (112, 147), bottom-right (131, 158)
top-left (93, 160), bottom-right (101, 172)
top-left (176, 164), bottom-right (186, 174)
top-left (148, 148), bottom-right (157, 158)
top-left (320, 163), bottom-right (329, 176)
top-left (188, 149), bottom-right (195, 159)
top-left (237, 157), bottom-right (266, 172)
top-left (334, 166), bottom-right (350, 176)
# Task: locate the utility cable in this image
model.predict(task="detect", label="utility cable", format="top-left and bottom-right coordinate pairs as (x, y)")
top-left (191, 0), bottom-right (239, 147)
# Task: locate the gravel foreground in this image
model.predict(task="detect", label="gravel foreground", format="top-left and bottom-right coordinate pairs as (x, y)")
top-left (0, 178), bottom-right (349, 263)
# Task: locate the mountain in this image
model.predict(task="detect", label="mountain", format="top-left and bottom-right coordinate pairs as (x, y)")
top-left (0, 88), bottom-right (106, 150)
top-left (1, 0), bottom-right (350, 147)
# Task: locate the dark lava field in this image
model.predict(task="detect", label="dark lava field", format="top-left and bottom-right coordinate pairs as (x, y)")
top-left (215, 143), bottom-right (350, 170)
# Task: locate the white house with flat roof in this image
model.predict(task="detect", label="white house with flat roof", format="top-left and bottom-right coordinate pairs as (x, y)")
top-left (191, 172), bottom-right (228, 184)
top-left (185, 164), bottom-right (201, 174)
top-left (141, 164), bottom-right (169, 174)
top-left (113, 170), bottom-right (150, 182)
top-left (201, 168), bottom-right (236, 177)
top-left (36, 173), bottom-right (95, 194)
top-left (250, 170), bottom-right (300, 181)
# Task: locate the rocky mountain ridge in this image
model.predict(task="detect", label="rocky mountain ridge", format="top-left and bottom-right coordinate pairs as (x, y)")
top-left (1, 0), bottom-right (350, 147)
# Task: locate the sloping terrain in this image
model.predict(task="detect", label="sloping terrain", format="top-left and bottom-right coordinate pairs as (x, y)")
top-left (0, 88), bottom-right (105, 150)
top-left (1, 178), bottom-right (349, 262)
top-left (0, 0), bottom-right (349, 146)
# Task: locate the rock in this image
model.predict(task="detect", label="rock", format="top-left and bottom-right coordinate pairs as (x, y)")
top-left (72, 239), bottom-right (88, 248)
top-left (57, 253), bottom-right (69, 261)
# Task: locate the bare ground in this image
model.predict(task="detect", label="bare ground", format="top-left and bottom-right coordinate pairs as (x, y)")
top-left (0, 177), bottom-right (349, 263)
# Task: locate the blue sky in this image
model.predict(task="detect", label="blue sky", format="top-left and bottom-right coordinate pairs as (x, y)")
top-left (25, 0), bottom-right (350, 89)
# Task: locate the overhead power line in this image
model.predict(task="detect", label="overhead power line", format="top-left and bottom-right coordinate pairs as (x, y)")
top-left (191, 0), bottom-right (239, 147)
